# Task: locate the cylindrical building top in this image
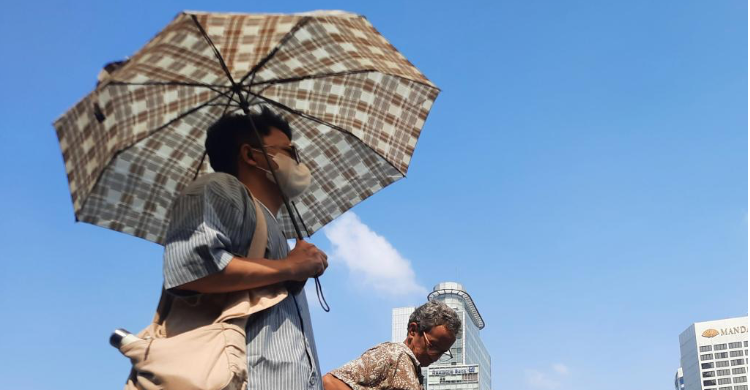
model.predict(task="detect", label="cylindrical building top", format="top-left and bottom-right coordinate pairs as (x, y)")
top-left (433, 281), bottom-right (464, 292)
top-left (428, 281), bottom-right (485, 330)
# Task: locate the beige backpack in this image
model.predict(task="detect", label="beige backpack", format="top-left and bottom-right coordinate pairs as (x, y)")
top-left (118, 195), bottom-right (287, 390)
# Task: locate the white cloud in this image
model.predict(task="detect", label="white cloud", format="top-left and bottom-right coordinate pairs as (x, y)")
top-left (323, 212), bottom-right (427, 297)
top-left (552, 363), bottom-right (569, 375)
top-left (524, 369), bottom-right (560, 390)
top-left (525, 364), bottom-right (570, 389)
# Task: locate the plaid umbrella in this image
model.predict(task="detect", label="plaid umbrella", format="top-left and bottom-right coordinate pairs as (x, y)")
top-left (54, 10), bottom-right (439, 244)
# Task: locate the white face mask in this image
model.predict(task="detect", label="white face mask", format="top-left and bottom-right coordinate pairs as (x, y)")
top-left (255, 152), bottom-right (312, 200)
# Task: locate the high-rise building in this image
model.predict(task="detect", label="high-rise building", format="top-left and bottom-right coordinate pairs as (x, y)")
top-left (392, 306), bottom-right (416, 343)
top-left (392, 282), bottom-right (491, 390)
top-left (677, 316), bottom-right (748, 390)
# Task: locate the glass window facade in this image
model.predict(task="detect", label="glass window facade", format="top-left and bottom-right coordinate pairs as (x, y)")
top-left (391, 307), bottom-right (415, 343)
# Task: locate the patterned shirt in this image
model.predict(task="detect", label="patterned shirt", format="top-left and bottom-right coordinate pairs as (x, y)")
top-left (329, 342), bottom-right (423, 390)
top-left (162, 172), bottom-right (322, 390)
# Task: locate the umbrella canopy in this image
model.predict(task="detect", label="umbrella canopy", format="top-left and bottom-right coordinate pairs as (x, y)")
top-left (54, 10), bottom-right (439, 243)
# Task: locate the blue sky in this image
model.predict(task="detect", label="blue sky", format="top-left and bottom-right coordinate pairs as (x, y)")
top-left (0, 1), bottom-right (746, 389)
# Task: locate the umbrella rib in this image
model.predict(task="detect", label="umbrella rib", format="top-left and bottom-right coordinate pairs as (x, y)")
top-left (190, 15), bottom-right (238, 86)
top-left (126, 92), bottom-right (226, 150)
top-left (249, 69), bottom-right (373, 87)
top-left (108, 81), bottom-right (241, 105)
top-left (248, 93), bottom-right (406, 178)
top-left (108, 80), bottom-right (230, 90)
top-left (237, 17), bottom-right (313, 87)
top-left (249, 69), bottom-right (439, 91)
top-left (221, 90), bottom-right (237, 116)
top-left (192, 151), bottom-right (208, 182)
top-left (239, 17), bottom-right (314, 106)
top-left (204, 103), bottom-right (243, 109)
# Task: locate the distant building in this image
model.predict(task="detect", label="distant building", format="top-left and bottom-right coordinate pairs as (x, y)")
top-left (677, 316), bottom-right (748, 390)
top-left (392, 282), bottom-right (490, 390)
top-left (392, 306), bottom-right (415, 343)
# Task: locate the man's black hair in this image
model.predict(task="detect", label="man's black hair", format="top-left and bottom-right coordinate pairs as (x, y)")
top-left (205, 107), bottom-right (293, 176)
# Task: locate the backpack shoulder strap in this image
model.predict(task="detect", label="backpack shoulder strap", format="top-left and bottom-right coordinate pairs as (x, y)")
top-left (245, 191), bottom-right (268, 259)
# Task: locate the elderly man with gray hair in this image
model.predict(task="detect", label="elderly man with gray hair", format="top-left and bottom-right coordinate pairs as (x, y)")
top-left (322, 300), bottom-right (461, 390)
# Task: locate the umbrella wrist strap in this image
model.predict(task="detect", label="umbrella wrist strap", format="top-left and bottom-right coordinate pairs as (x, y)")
top-left (314, 277), bottom-right (330, 312)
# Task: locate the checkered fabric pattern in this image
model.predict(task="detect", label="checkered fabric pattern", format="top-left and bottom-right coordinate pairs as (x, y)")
top-left (54, 10), bottom-right (440, 243)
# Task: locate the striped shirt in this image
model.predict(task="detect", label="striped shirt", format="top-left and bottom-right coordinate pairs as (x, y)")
top-left (163, 172), bottom-right (322, 390)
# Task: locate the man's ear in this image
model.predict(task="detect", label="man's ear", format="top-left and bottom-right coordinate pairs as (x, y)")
top-left (240, 144), bottom-right (257, 166)
top-left (408, 322), bottom-right (419, 336)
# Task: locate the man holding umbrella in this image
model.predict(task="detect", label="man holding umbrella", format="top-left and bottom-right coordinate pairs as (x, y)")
top-left (53, 10), bottom-right (441, 390)
top-left (164, 108), bottom-right (328, 389)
